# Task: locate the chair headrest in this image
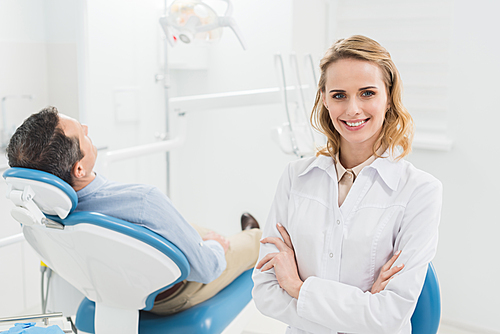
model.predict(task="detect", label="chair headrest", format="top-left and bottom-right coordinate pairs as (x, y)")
top-left (3, 167), bottom-right (78, 218)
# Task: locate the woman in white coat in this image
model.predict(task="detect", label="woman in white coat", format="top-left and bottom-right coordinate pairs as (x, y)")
top-left (252, 35), bottom-right (442, 334)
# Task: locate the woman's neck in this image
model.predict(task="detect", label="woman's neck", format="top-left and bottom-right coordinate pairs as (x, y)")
top-left (338, 141), bottom-right (376, 169)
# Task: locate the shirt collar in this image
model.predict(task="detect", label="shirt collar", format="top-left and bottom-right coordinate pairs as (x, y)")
top-left (334, 151), bottom-right (378, 182)
top-left (298, 149), bottom-right (403, 191)
top-left (76, 173), bottom-right (108, 199)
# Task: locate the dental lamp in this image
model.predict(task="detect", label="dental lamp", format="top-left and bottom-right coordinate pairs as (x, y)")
top-left (157, 0), bottom-right (246, 196)
top-left (159, 0), bottom-right (247, 50)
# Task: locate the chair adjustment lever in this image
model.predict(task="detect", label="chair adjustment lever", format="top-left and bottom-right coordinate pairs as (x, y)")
top-left (42, 218), bottom-right (65, 230)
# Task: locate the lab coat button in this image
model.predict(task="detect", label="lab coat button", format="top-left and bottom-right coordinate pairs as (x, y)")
top-left (329, 253), bottom-right (334, 258)
top-left (199, 242), bottom-right (204, 246)
top-left (336, 220), bottom-right (340, 225)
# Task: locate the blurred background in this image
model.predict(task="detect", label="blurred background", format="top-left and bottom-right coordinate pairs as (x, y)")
top-left (0, 0), bottom-right (498, 332)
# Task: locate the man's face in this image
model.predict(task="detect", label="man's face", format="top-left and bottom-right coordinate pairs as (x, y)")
top-left (58, 114), bottom-right (98, 175)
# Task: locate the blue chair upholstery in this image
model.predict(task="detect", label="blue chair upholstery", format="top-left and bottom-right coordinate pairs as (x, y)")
top-left (76, 269), bottom-right (254, 334)
top-left (410, 263), bottom-right (441, 334)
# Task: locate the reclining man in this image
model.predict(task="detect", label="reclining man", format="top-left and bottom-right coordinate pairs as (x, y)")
top-left (6, 106), bottom-right (262, 315)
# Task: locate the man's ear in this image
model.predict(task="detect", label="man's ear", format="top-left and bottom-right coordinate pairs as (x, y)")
top-left (71, 161), bottom-right (85, 179)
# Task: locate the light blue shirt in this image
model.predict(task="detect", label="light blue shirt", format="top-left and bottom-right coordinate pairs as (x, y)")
top-left (75, 174), bottom-right (226, 283)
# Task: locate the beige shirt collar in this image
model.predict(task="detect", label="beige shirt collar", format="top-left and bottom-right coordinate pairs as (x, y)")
top-left (335, 147), bottom-right (385, 182)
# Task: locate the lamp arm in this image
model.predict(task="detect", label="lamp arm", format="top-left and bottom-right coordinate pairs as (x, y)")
top-left (159, 16), bottom-right (176, 47)
top-left (218, 16), bottom-right (247, 50)
top-left (218, 0), bottom-right (233, 16)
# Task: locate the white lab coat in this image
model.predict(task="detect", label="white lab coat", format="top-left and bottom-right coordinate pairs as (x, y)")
top-left (252, 153), bottom-right (442, 334)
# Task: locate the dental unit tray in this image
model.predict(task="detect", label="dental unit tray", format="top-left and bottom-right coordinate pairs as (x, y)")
top-left (4, 167), bottom-right (254, 334)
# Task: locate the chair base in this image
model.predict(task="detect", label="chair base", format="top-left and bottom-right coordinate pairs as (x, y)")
top-left (95, 303), bottom-right (139, 334)
top-left (76, 269), bottom-right (254, 334)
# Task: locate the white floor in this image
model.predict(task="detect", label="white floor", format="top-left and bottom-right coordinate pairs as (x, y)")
top-left (229, 302), bottom-right (493, 334)
top-left (438, 324), bottom-right (469, 334)
top-left (238, 316), bottom-right (478, 334)
top-left (221, 300), bottom-right (287, 334)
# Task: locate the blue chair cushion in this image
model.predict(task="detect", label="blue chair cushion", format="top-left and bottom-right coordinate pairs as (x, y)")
top-left (76, 269), bottom-right (254, 334)
top-left (410, 263), bottom-right (441, 334)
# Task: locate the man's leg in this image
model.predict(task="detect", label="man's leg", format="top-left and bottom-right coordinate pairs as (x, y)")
top-left (186, 227), bottom-right (262, 307)
top-left (150, 224), bottom-right (262, 315)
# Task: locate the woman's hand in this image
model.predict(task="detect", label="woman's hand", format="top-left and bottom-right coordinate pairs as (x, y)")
top-left (256, 223), bottom-right (303, 299)
top-left (370, 250), bottom-right (404, 294)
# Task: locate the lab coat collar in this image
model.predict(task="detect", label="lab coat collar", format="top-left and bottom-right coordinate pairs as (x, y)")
top-left (77, 173), bottom-right (108, 199)
top-left (366, 150), bottom-right (403, 191)
top-left (298, 155), bottom-right (337, 182)
top-left (298, 151), bottom-right (403, 191)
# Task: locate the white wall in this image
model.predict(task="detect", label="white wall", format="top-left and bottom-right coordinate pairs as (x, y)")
top-left (0, 0), bottom-right (48, 141)
top-left (0, 0), bottom-right (79, 129)
top-left (84, 0), bottom-right (167, 189)
top-left (407, 0), bottom-right (500, 331)
top-left (45, 0), bottom-right (80, 118)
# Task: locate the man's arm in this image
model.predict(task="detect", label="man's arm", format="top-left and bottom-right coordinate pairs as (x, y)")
top-left (142, 187), bottom-right (226, 283)
top-left (202, 231), bottom-right (229, 253)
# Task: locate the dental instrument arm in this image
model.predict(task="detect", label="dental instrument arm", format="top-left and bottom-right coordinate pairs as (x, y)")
top-left (104, 112), bottom-right (186, 164)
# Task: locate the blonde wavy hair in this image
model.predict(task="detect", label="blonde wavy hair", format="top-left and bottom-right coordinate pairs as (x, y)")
top-left (311, 35), bottom-right (414, 160)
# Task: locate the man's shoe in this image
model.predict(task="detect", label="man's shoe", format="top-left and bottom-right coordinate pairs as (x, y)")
top-left (241, 212), bottom-right (260, 230)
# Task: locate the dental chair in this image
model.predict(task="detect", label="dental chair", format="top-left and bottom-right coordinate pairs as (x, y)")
top-left (3, 167), bottom-right (253, 334)
top-left (3, 167), bottom-right (441, 334)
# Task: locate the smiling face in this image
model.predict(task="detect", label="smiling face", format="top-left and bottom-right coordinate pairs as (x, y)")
top-left (322, 58), bottom-right (389, 160)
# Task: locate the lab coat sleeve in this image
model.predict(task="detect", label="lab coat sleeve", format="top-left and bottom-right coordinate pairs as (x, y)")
top-left (295, 176), bottom-right (443, 333)
top-left (252, 164), bottom-right (333, 334)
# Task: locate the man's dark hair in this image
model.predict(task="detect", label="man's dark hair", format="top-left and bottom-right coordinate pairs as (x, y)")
top-left (6, 106), bottom-right (84, 186)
